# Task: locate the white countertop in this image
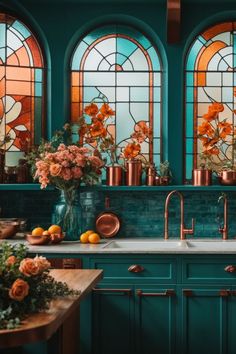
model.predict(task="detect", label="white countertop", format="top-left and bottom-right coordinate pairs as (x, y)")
top-left (2, 237), bottom-right (236, 254)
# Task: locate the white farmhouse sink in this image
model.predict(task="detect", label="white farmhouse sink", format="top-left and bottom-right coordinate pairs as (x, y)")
top-left (102, 239), bottom-right (189, 250)
top-left (187, 240), bottom-right (236, 250)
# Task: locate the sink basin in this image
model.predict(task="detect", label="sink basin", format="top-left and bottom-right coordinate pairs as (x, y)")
top-left (187, 240), bottom-right (236, 250)
top-left (103, 240), bottom-right (189, 250)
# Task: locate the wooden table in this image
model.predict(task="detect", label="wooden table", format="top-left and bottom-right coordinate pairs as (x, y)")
top-left (0, 269), bottom-right (103, 354)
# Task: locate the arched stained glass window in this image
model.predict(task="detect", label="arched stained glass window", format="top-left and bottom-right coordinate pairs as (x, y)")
top-left (0, 13), bottom-right (45, 165)
top-left (185, 22), bottom-right (236, 180)
top-left (71, 25), bottom-right (162, 165)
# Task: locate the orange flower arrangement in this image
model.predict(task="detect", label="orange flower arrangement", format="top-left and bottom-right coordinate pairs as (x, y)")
top-left (198, 97), bottom-right (235, 170)
top-left (0, 242), bottom-right (78, 329)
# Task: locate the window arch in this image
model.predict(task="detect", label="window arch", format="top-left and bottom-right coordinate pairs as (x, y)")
top-left (0, 13), bottom-right (45, 165)
top-left (185, 22), bottom-right (236, 180)
top-left (70, 25), bottom-right (163, 165)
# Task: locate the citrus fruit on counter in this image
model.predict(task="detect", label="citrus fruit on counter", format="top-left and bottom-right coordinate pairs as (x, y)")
top-left (85, 230), bottom-right (94, 236)
top-left (80, 232), bottom-right (89, 243)
top-left (48, 224), bottom-right (62, 235)
top-left (88, 233), bottom-right (101, 244)
top-left (31, 227), bottom-right (44, 236)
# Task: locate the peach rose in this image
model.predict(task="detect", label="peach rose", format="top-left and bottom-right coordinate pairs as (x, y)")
top-left (9, 279), bottom-right (29, 301)
top-left (33, 256), bottom-right (51, 273)
top-left (6, 255), bottom-right (17, 266)
top-left (49, 163), bottom-right (62, 177)
top-left (19, 258), bottom-right (40, 277)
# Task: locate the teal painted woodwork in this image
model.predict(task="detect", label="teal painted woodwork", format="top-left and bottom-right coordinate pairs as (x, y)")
top-left (135, 285), bottom-right (176, 354)
top-left (181, 287), bottom-right (227, 354)
top-left (92, 284), bottom-right (135, 354)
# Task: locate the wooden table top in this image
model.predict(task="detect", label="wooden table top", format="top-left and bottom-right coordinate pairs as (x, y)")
top-left (0, 269), bottom-right (103, 349)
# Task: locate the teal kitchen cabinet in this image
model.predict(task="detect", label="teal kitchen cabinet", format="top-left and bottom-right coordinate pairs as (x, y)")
top-left (89, 256), bottom-right (177, 354)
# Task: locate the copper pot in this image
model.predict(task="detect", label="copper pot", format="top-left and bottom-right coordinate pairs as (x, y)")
top-left (192, 168), bottom-right (212, 186)
top-left (106, 165), bottom-right (123, 186)
top-left (95, 197), bottom-right (120, 238)
top-left (146, 165), bottom-right (156, 186)
top-left (219, 170), bottom-right (236, 185)
top-left (126, 160), bottom-right (142, 186)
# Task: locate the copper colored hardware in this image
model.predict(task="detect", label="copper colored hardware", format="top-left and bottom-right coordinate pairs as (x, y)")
top-left (219, 171), bottom-right (236, 185)
top-left (106, 165), bottom-right (123, 186)
top-left (224, 265), bottom-right (236, 273)
top-left (219, 289), bottom-right (231, 297)
top-left (128, 264), bottom-right (145, 273)
top-left (146, 165), bottom-right (156, 186)
top-left (164, 190), bottom-right (195, 240)
top-left (93, 288), bottom-right (132, 296)
top-left (192, 168), bottom-right (212, 186)
top-left (137, 289), bottom-right (175, 297)
top-left (167, 0), bottom-right (181, 44)
top-left (218, 194), bottom-right (228, 240)
top-left (126, 160), bottom-right (142, 186)
top-left (183, 289), bottom-right (194, 297)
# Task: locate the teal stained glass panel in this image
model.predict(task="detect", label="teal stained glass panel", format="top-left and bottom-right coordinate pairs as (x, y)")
top-left (11, 20), bottom-right (31, 39)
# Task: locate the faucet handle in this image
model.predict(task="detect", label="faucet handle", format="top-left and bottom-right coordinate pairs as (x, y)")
top-left (183, 218), bottom-right (195, 236)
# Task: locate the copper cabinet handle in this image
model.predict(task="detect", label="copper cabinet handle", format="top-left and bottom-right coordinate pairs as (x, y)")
top-left (93, 288), bottom-right (132, 296)
top-left (183, 289), bottom-right (194, 297)
top-left (128, 264), bottom-right (144, 273)
top-left (224, 265), bottom-right (236, 273)
top-left (137, 289), bottom-right (175, 297)
top-left (219, 289), bottom-right (231, 297)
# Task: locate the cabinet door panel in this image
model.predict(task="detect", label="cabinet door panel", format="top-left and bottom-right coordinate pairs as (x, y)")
top-left (92, 284), bottom-right (134, 354)
top-left (228, 286), bottom-right (236, 354)
top-left (182, 287), bottom-right (228, 354)
top-left (135, 285), bottom-right (176, 354)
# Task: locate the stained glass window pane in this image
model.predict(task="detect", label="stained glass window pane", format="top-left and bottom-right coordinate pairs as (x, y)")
top-left (71, 25), bottom-right (162, 165)
top-left (185, 21), bottom-right (236, 180)
top-left (0, 13), bottom-right (44, 165)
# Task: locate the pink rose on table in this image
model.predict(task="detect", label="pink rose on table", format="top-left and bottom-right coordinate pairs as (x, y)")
top-left (49, 163), bottom-right (62, 176)
top-left (33, 256), bottom-right (51, 273)
top-left (6, 255), bottom-right (17, 266)
top-left (9, 279), bottom-right (29, 301)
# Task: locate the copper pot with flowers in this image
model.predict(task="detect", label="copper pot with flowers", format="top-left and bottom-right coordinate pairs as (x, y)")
top-left (197, 99), bottom-right (236, 185)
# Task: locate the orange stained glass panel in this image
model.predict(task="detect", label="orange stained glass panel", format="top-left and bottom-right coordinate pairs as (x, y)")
top-left (107, 124), bottom-right (115, 138)
top-left (26, 37), bottom-right (43, 68)
top-left (71, 72), bottom-right (79, 86)
top-left (6, 67), bottom-right (32, 81)
top-left (14, 46), bottom-right (30, 67)
top-left (197, 41), bottom-right (227, 71)
top-left (0, 77), bottom-right (5, 98)
top-left (6, 80), bottom-right (31, 96)
top-left (196, 72), bottom-right (206, 86)
top-left (20, 97), bottom-right (31, 115)
top-left (12, 112), bottom-right (31, 130)
top-left (71, 87), bottom-right (79, 102)
top-left (202, 22), bottom-right (234, 41)
top-left (71, 103), bottom-right (80, 122)
top-left (6, 53), bottom-right (18, 66)
top-left (0, 66), bottom-right (4, 80)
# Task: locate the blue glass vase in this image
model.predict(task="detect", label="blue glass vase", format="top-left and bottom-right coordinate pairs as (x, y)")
top-left (52, 188), bottom-right (82, 241)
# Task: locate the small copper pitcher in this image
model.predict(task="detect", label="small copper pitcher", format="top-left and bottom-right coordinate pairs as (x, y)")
top-left (219, 170), bottom-right (236, 185)
top-left (126, 160), bottom-right (142, 186)
top-left (192, 168), bottom-right (212, 186)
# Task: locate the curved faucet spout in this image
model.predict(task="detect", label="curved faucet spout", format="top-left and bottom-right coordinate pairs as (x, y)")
top-left (164, 190), bottom-right (194, 240)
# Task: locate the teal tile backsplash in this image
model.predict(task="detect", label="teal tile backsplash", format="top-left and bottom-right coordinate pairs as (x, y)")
top-left (1, 190), bottom-right (235, 239)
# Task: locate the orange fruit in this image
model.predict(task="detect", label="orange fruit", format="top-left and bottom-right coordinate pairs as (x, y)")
top-left (48, 224), bottom-right (62, 235)
top-left (80, 233), bottom-right (89, 244)
top-left (32, 227), bottom-right (44, 236)
top-left (88, 233), bottom-right (100, 244)
top-left (42, 230), bottom-right (51, 237)
top-left (85, 230), bottom-right (95, 236)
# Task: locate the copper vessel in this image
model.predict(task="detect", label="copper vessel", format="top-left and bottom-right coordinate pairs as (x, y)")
top-left (146, 165), bottom-right (156, 186)
top-left (95, 197), bottom-right (120, 238)
top-left (219, 171), bottom-right (236, 185)
top-left (106, 165), bottom-right (123, 186)
top-left (192, 168), bottom-right (212, 186)
top-left (126, 160), bottom-right (142, 186)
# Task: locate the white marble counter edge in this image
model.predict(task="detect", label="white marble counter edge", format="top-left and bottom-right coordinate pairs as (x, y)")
top-left (2, 238), bottom-right (236, 254)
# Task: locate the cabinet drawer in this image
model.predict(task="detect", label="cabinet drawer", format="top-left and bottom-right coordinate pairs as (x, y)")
top-left (183, 257), bottom-right (236, 284)
top-left (89, 257), bottom-right (176, 282)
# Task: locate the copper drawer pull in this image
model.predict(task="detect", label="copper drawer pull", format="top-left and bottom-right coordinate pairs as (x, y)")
top-left (137, 289), bottom-right (175, 297)
top-left (128, 264), bottom-right (144, 273)
top-left (224, 265), bottom-right (236, 273)
top-left (219, 289), bottom-right (231, 297)
top-left (183, 289), bottom-right (194, 297)
top-left (93, 288), bottom-right (132, 296)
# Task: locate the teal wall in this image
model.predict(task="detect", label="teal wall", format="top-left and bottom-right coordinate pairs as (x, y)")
top-left (0, 0), bottom-right (236, 238)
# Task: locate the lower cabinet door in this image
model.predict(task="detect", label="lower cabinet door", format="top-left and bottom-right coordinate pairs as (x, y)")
top-left (135, 285), bottom-right (177, 354)
top-left (92, 284), bottom-right (135, 354)
top-left (181, 286), bottom-right (229, 354)
top-left (228, 286), bottom-right (236, 354)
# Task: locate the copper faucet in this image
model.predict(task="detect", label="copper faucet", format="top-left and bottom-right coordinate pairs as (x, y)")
top-left (164, 190), bottom-right (195, 240)
top-left (218, 193), bottom-right (228, 240)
